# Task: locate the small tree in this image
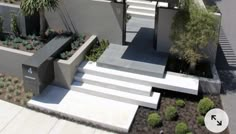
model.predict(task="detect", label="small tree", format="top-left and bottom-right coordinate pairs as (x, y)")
top-left (20, 0), bottom-right (59, 37)
top-left (170, 0), bottom-right (218, 72)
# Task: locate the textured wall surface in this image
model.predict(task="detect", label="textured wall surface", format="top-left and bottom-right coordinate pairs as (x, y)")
top-left (46, 0), bottom-right (124, 44)
top-left (0, 3), bottom-right (26, 35)
top-left (0, 46), bottom-right (33, 78)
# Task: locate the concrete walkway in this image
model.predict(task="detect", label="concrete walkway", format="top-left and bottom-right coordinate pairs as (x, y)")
top-left (0, 100), bottom-right (116, 134)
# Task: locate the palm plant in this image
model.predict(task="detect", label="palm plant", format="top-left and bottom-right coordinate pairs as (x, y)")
top-left (20, 0), bottom-right (59, 37)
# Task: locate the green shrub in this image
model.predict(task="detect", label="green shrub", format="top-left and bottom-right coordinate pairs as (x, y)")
top-left (176, 99), bottom-right (185, 107)
top-left (13, 37), bottom-right (22, 43)
top-left (12, 43), bottom-right (19, 49)
top-left (147, 113), bottom-right (162, 127)
top-left (186, 132), bottom-right (193, 134)
top-left (2, 40), bottom-right (9, 46)
top-left (7, 85), bottom-right (14, 93)
top-left (175, 122), bottom-right (189, 134)
top-left (26, 44), bottom-right (33, 50)
top-left (0, 81), bottom-right (4, 88)
top-left (197, 115), bottom-right (205, 126)
top-left (198, 97), bottom-right (215, 115)
top-left (85, 39), bottom-right (109, 62)
top-left (165, 106), bottom-right (178, 120)
top-left (22, 40), bottom-right (28, 46)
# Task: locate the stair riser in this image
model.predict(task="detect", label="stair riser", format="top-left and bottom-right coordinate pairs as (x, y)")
top-left (74, 76), bottom-right (151, 96)
top-left (71, 86), bottom-right (157, 109)
top-left (78, 67), bottom-right (152, 86)
top-left (127, 2), bottom-right (156, 8)
top-left (127, 8), bottom-right (155, 14)
top-left (128, 12), bottom-right (155, 19)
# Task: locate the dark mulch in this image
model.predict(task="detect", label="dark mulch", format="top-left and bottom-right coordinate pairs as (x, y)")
top-left (128, 90), bottom-right (229, 134)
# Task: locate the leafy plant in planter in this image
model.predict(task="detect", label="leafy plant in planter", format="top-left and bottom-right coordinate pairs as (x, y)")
top-left (20, 0), bottom-right (59, 37)
top-left (170, 0), bottom-right (218, 72)
top-left (147, 113), bottom-right (162, 127)
top-left (0, 16), bottom-right (3, 33)
top-left (85, 39), bottom-right (109, 62)
top-left (175, 122), bottom-right (189, 134)
top-left (11, 13), bottom-right (20, 36)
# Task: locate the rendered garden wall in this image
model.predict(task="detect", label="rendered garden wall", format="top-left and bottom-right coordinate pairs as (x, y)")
top-left (53, 35), bottom-right (98, 88)
top-left (45, 0), bottom-right (124, 44)
top-left (0, 46), bottom-right (33, 78)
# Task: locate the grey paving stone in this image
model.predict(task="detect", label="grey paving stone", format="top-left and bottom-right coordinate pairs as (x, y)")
top-left (0, 100), bottom-right (23, 132)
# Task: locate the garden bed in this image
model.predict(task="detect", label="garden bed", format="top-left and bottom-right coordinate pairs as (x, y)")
top-left (129, 90), bottom-right (229, 134)
top-left (0, 34), bottom-right (51, 53)
top-left (0, 73), bottom-right (33, 107)
top-left (58, 34), bottom-right (90, 60)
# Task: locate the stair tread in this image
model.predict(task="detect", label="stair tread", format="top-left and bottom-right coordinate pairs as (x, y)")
top-left (71, 81), bottom-right (160, 104)
top-left (74, 72), bottom-right (152, 92)
top-left (127, 0), bottom-right (157, 5)
top-left (128, 5), bottom-right (155, 11)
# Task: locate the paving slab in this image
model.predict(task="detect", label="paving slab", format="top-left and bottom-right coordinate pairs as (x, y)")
top-left (28, 85), bottom-right (138, 133)
top-left (0, 108), bottom-right (58, 134)
top-left (0, 100), bottom-right (23, 131)
top-left (49, 119), bottom-right (96, 134)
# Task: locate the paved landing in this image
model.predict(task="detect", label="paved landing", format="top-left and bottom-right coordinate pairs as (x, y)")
top-left (0, 100), bottom-right (116, 134)
top-left (97, 44), bottom-right (168, 78)
top-left (28, 85), bottom-right (138, 133)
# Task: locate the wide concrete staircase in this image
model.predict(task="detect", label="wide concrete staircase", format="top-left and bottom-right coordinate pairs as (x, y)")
top-left (71, 61), bottom-right (161, 109)
top-left (126, 0), bottom-right (157, 18)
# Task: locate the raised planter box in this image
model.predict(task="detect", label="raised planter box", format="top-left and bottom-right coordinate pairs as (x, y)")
top-left (53, 35), bottom-right (98, 88)
top-left (167, 65), bottom-right (221, 95)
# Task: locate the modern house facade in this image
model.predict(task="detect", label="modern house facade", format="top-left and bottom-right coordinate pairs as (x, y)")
top-left (0, 0), bottom-right (223, 133)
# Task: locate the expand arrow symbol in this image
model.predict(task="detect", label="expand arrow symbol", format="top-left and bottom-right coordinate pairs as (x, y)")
top-left (217, 120), bottom-right (222, 126)
top-left (211, 115), bottom-right (216, 120)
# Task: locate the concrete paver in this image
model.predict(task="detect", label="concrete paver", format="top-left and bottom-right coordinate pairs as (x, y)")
top-left (0, 108), bottom-right (58, 134)
top-left (0, 100), bottom-right (23, 132)
top-left (49, 119), bottom-right (96, 134)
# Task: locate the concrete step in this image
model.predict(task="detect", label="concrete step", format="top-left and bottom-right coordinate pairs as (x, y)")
top-left (71, 82), bottom-right (160, 109)
top-left (127, 5), bottom-right (155, 14)
top-left (127, 10), bottom-right (155, 18)
top-left (74, 72), bottom-right (152, 96)
top-left (28, 85), bottom-right (138, 133)
top-left (127, 0), bottom-right (157, 8)
top-left (79, 61), bottom-right (199, 95)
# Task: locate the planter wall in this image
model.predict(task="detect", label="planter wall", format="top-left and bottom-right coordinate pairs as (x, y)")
top-left (156, 2), bottom-right (222, 64)
top-left (45, 0), bottom-right (124, 44)
top-left (53, 35), bottom-right (98, 88)
top-left (0, 46), bottom-right (33, 78)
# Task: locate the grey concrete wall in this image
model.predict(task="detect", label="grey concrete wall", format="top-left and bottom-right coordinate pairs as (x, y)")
top-left (0, 46), bottom-right (33, 78)
top-left (53, 35), bottom-right (98, 88)
top-left (199, 65), bottom-right (221, 94)
top-left (156, 7), bottom-right (221, 64)
top-left (156, 8), bottom-right (177, 53)
top-left (45, 0), bottom-right (124, 44)
top-left (0, 3), bottom-right (26, 35)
